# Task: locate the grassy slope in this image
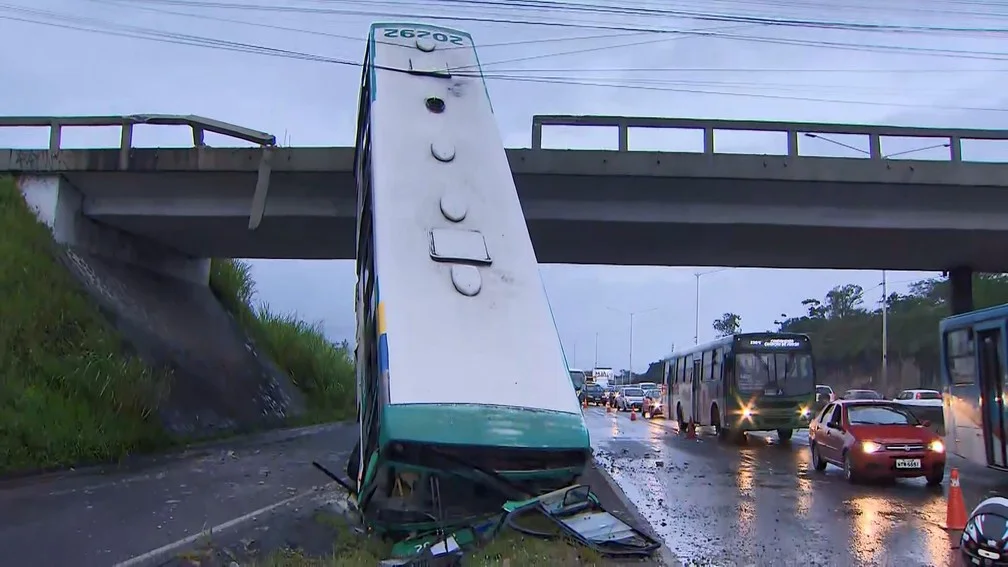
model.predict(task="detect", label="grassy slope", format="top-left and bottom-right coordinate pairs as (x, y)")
top-left (0, 178), bottom-right (169, 473)
top-left (208, 260), bottom-right (356, 421)
top-left (0, 177), bottom-right (355, 473)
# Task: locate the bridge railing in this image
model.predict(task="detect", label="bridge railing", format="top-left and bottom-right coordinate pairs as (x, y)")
top-left (0, 114), bottom-right (277, 230)
top-left (531, 115), bottom-right (1008, 162)
top-left (0, 114), bottom-right (276, 169)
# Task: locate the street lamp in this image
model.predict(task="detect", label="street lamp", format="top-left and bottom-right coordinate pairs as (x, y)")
top-left (881, 270), bottom-right (888, 388)
top-left (606, 305), bottom-right (660, 383)
top-left (693, 268), bottom-right (731, 345)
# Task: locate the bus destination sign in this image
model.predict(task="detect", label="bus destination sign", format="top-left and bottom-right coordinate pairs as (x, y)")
top-left (745, 338), bottom-right (803, 349)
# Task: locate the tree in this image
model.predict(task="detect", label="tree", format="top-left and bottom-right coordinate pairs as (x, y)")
top-left (713, 312), bottom-right (742, 337)
top-left (824, 283), bottom-right (865, 319)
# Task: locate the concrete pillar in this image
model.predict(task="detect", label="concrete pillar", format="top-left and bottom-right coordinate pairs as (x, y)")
top-left (948, 266), bottom-right (974, 315)
top-left (17, 174), bottom-right (210, 286)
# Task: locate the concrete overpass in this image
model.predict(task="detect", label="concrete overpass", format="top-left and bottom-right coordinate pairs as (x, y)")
top-left (3, 113), bottom-right (1008, 308)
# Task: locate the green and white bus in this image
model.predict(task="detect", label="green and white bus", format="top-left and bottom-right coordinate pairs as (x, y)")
top-left (664, 333), bottom-right (816, 441)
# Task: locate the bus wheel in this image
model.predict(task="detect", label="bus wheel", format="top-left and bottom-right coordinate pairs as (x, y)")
top-left (777, 428), bottom-right (793, 442)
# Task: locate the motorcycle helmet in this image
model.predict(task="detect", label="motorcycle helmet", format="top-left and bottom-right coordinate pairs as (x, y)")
top-left (962, 496), bottom-right (1008, 565)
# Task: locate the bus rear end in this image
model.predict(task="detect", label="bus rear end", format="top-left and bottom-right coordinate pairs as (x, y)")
top-left (729, 334), bottom-right (816, 440)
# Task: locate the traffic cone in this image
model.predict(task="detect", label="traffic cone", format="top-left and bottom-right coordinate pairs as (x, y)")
top-left (582, 397), bottom-right (588, 409)
top-left (630, 409), bottom-right (637, 421)
top-left (944, 468), bottom-right (967, 531)
top-left (606, 401), bottom-right (612, 413)
top-left (686, 421), bottom-right (697, 440)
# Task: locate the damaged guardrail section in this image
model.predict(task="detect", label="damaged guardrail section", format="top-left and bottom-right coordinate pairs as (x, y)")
top-left (0, 114), bottom-right (276, 230)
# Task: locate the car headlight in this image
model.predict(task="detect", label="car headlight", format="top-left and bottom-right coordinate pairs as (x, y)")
top-left (861, 440), bottom-right (881, 454)
top-left (741, 407), bottom-right (753, 419)
top-left (929, 440), bottom-right (945, 453)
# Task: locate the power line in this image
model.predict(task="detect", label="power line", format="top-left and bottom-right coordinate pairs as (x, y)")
top-left (111, 0), bottom-right (1008, 35)
top-left (90, 0), bottom-right (672, 52)
top-left (3, 3), bottom-right (1005, 113)
top-left (95, 0), bottom-right (1008, 62)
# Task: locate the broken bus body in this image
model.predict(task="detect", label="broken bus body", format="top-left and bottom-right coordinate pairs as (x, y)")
top-left (348, 22), bottom-right (592, 535)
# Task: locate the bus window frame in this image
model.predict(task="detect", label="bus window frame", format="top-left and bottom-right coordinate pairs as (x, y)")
top-left (945, 328), bottom-right (977, 386)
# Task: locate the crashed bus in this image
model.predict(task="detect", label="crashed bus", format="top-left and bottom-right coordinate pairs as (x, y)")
top-left (347, 22), bottom-right (591, 535)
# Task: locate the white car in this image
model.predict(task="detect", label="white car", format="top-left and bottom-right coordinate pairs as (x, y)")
top-left (892, 389), bottom-right (943, 407)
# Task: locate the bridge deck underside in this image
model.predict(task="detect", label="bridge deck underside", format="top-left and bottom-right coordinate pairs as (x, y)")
top-left (10, 146), bottom-right (1008, 271)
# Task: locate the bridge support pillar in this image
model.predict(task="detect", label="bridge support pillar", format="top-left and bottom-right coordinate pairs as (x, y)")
top-left (17, 175), bottom-right (210, 286)
top-left (947, 266), bottom-right (974, 315)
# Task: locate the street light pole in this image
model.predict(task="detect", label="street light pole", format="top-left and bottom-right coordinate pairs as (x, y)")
top-left (694, 272), bottom-right (701, 345)
top-left (881, 270), bottom-right (888, 388)
top-left (606, 305), bottom-right (660, 384)
top-left (629, 312), bottom-right (634, 384)
top-left (594, 332), bottom-right (599, 368)
top-left (572, 342), bottom-right (577, 368)
top-left (693, 268), bottom-right (730, 345)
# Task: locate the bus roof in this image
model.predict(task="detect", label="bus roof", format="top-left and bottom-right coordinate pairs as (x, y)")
top-left (940, 302), bottom-right (1008, 331)
top-left (663, 332), bottom-right (812, 360)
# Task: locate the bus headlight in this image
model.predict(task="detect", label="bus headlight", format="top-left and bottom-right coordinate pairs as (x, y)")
top-left (929, 440), bottom-right (945, 453)
top-left (741, 407), bottom-right (753, 420)
top-left (799, 406), bottom-right (811, 418)
top-left (861, 440), bottom-right (881, 454)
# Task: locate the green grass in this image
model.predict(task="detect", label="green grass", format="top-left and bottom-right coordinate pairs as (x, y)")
top-left (0, 177), bottom-right (170, 473)
top-left (208, 259), bottom-right (356, 421)
top-left (253, 526), bottom-right (605, 567)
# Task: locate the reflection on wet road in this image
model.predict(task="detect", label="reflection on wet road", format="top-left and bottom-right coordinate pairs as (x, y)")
top-left (584, 407), bottom-right (993, 566)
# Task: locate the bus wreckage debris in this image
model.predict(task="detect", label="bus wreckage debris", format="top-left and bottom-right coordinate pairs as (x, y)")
top-left (372, 484), bottom-right (660, 565)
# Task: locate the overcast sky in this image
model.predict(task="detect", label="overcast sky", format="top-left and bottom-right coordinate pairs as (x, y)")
top-left (2, 0), bottom-right (1007, 372)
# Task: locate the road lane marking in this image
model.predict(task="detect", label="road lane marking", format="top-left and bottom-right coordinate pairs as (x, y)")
top-left (112, 487), bottom-right (337, 567)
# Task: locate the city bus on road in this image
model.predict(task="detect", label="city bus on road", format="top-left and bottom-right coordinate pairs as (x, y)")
top-left (940, 303), bottom-right (1008, 470)
top-left (664, 333), bottom-right (816, 442)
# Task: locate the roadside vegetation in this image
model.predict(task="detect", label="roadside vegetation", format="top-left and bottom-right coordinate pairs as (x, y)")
top-left (208, 259), bottom-right (356, 422)
top-left (0, 177), bottom-right (170, 474)
top-left (0, 176), bottom-right (354, 474)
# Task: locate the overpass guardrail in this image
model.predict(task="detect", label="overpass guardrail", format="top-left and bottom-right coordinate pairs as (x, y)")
top-left (531, 114), bottom-right (1008, 162)
top-left (0, 114), bottom-right (277, 230)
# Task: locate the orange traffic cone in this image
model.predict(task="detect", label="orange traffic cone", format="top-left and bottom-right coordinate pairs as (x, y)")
top-left (606, 401), bottom-right (612, 413)
top-left (629, 409), bottom-right (637, 421)
top-left (685, 421), bottom-right (697, 440)
top-left (582, 397), bottom-right (588, 409)
top-left (944, 468), bottom-right (967, 531)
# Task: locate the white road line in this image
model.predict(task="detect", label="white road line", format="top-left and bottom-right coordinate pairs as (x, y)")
top-left (112, 488), bottom-right (333, 567)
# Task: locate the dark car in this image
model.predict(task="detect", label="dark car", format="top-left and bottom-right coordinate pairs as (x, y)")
top-left (841, 389), bottom-right (883, 400)
top-left (581, 383), bottom-right (605, 405)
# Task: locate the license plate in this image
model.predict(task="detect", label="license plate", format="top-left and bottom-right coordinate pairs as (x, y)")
top-left (895, 458), bottom-right (921, 469)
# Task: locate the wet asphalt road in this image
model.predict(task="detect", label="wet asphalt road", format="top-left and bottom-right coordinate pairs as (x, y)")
top-left (0, 423), bottom-right (355, 567)
top-left (585, 406), bottom-right (1008, 567)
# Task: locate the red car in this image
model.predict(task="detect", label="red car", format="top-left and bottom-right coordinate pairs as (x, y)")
top-left (808, 400), bottom-right (945, 485)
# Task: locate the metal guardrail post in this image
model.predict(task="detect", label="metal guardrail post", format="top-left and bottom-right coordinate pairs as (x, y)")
top-left (48, 121), bottom-right (60, 154)
top-left (617, 121), bottom-right (628, 152)
top-left (786, 130), bottom-right (799, 158)
top-left (950, 136), bottom-right (962, 162)
top-left (119, 124), bottom-right (133, 171)
top-left (531, 120), bottom-right (542, 150)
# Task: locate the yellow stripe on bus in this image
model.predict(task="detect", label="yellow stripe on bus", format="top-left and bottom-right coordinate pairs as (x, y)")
top-left (377, 301), bottom-right (387, 335)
